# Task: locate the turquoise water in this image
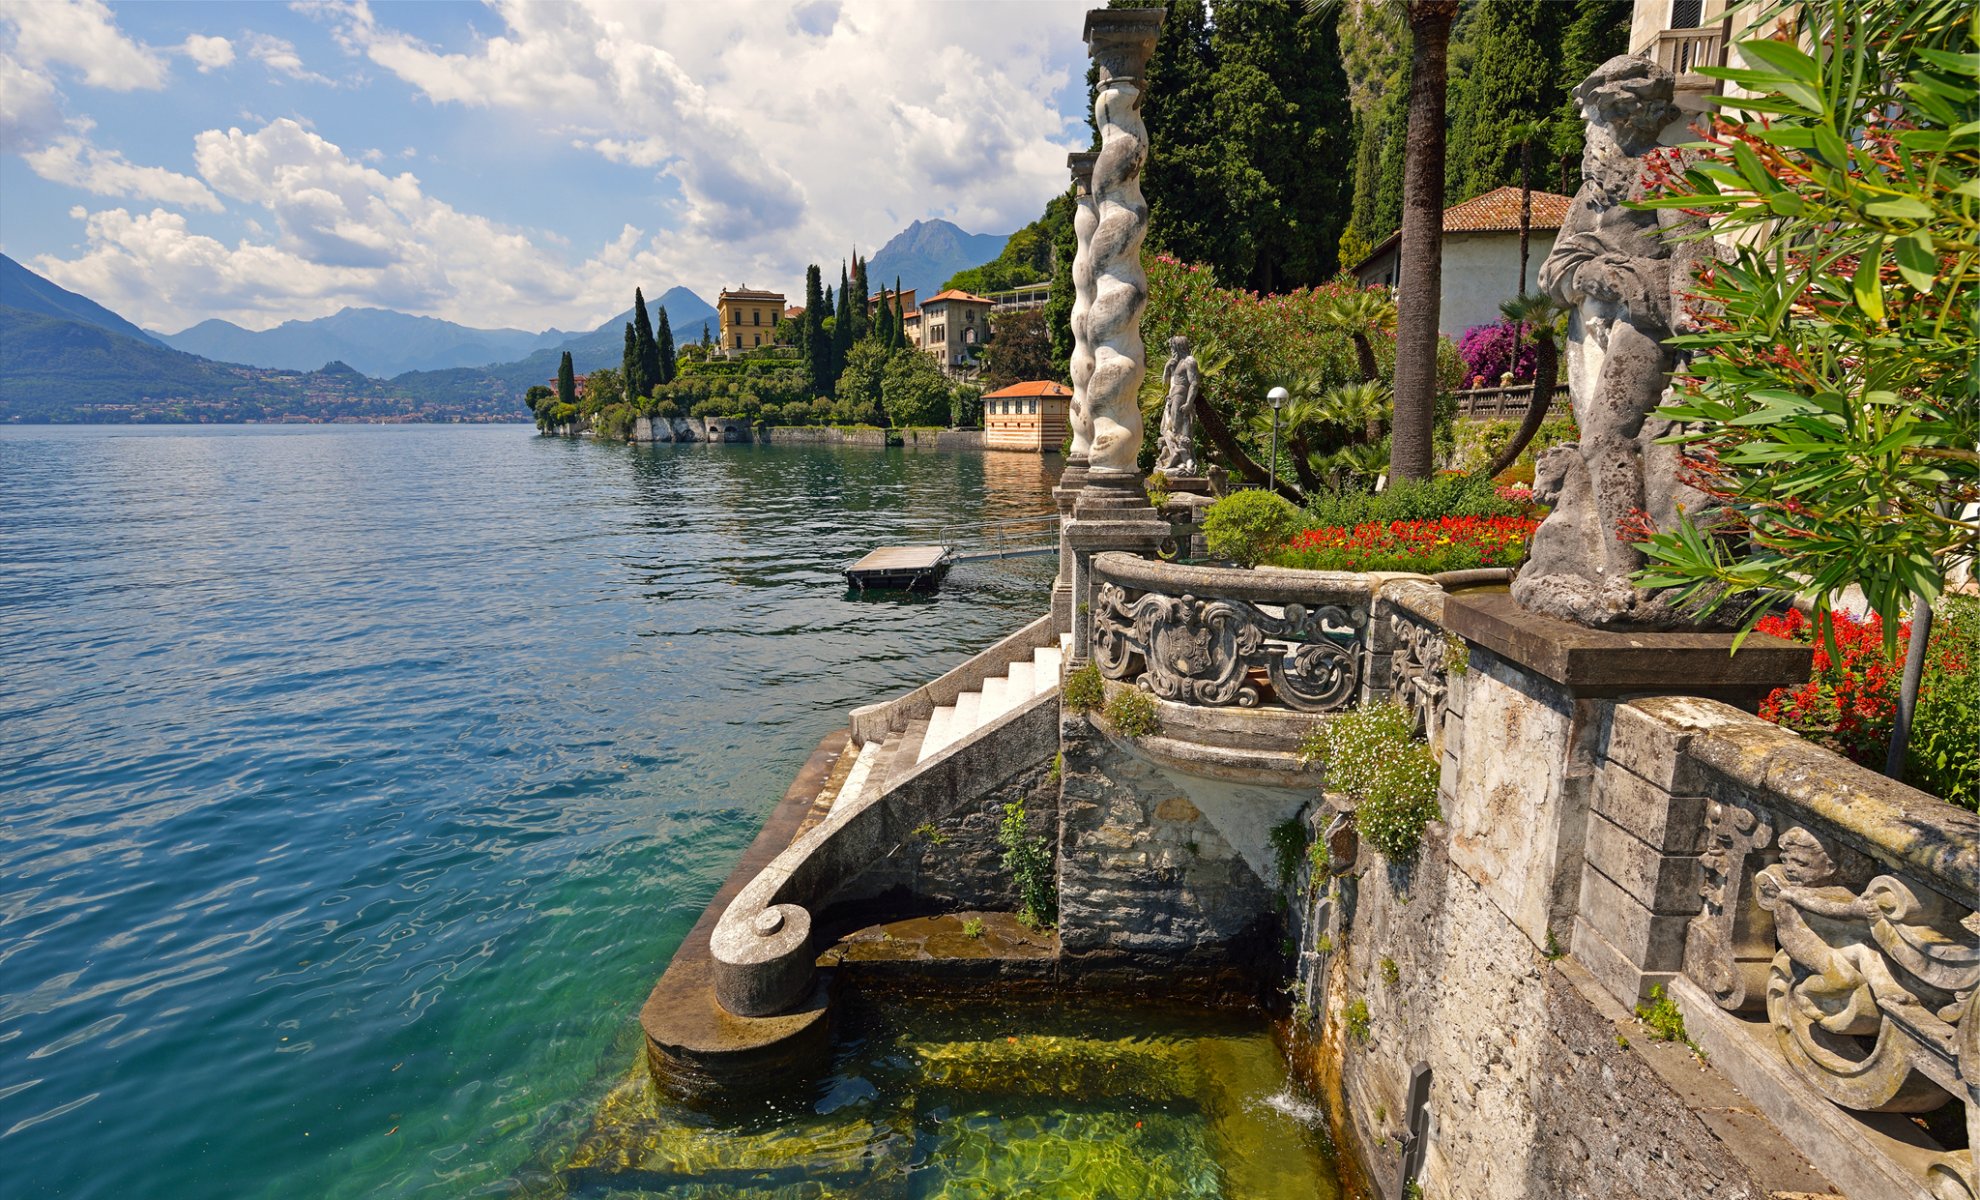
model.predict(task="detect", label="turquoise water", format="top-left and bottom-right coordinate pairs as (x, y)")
top-left (0, 425), bottom-right (1062, 1199)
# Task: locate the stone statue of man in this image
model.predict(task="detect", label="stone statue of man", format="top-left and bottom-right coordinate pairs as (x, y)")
top-left (1155, 335), bottom-right (1200, 477)
top-left (1512, 54), bottom-right (1727, 629)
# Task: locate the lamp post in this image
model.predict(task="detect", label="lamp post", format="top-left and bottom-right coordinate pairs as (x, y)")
top-left (1267, 386), bottom-right (1288, 495)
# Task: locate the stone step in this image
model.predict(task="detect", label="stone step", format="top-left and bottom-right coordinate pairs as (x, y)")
top-left (883, 719), bottom-right (929, 790)
top-left (829, 739), bottom-right (884, 818)
top-left (952, 689), bottom-right (981, 731)
top-left (978, 674), bottom-right (1017, 725)
top-left (918, 704), bottom-right (960, 764)
top-left (1032, 645), bottom-right (1062, 693)
top-left (1004, 660), bottom-right (1035, 704)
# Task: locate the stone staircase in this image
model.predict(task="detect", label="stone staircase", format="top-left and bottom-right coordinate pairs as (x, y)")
top-left (820, 641), bottom-right (1063, 822)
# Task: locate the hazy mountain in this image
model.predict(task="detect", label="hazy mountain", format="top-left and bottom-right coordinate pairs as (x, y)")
top-left (865, 220), bottom-right (1010, 301)
top-left (159, 308), bottom-right (548, 377)
top-left (1, 254), bottom-right (164, 346)
top-left (155, 287), bottom-right (719, 378)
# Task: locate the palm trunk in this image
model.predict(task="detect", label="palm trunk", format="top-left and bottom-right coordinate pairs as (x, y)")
top-left (1351, 332), bottom-right (1379, 383)
top-left (1517, 141), bottom-right (1533, 297)
top-left (1483, 337), bottom-right (1558, 480)
top-left (1289, 435), bottom-right (1324, 494)
top-left (1390, 0), bottom-right (1460, 482)
top-left (1193, 393), bottom-right (1302, 504)
top-left (1884, 596), bottom-right (1933, 780)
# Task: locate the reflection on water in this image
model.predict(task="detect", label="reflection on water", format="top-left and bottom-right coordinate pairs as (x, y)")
top-left (0, 426), bottom-right (1060, 1200)
top-left (558, 993), bottom-right (1341, 1199)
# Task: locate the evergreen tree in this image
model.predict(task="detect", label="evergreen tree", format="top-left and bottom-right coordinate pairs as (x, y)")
top-left (655, 307), bottom-right (676, 384)
top-left (875, 288), bottom-right (895, 349)
top-left (832, 262), bottom-right (853, 382)
top-left (557, 350), bottom-right (577, 407)
top-left (632, 287), bottom-right (660, 395)
top-left (622, 323), bottom-right (645, 400)
top-left (848, 255), bottom-right (871, 343)
top-left (700, 322), bottom-right (712, 348)
top-left (802, 264), bottom-right (830, 398)
top-left (894, 276), bottom-right (907, 347)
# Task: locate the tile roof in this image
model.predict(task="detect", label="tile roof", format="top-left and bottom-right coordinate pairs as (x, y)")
top-left (1352, 186), bottom-right (1575, 272)
top-left (719, 287), bottom-right (785, 302)
top-left (923, 288), bottom-right (991, 305)
top-left (983, 380), bottom-right (1072, 398)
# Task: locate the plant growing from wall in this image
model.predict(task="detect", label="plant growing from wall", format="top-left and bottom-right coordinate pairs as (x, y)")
top-left (962, 917), bottom-right (986, 940)
top-left (999, 798), bottom-right (1056, 929)
top-left (1323, 702), bottom-right (1442, 862)
top-left (1269, 817), bottom-right (1311, 892)
top-left (1103, 688), bottom-right (1161, 739)
top-left (1063, 662), bottom-right (1105, 713)
top-left (1344, 997), bottom-right (1372, 1043)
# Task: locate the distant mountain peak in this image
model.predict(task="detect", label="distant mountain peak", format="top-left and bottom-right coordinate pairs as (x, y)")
top-left (866, 220), bottom-right (1009, 303)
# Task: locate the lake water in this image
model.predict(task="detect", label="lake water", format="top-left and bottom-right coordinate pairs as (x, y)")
top-left (0, 425), bottom-right (1069, 1199)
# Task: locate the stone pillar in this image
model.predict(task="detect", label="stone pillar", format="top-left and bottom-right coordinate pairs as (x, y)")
top-left (1066, 7), bottom-right (1166, 663)
top-left (1437, 592), bottom-right (1808, 967)
top-left (1053, 150), bottom-right (1099, 634)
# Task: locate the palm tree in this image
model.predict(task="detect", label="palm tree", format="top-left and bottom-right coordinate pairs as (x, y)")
top-left (1389, 0), bottom-right (1461, 483)
top-left (1508, 119), bottom-right (1547, 300)
top-left (1482, 292), bottom-right (1568, 481)
top-left (1317, 291), bottom-right (1397, 385)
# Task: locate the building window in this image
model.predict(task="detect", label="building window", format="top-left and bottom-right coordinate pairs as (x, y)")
top-left (753, 334), bottom-right (761, 346)
top-left (1671, 0), bottom-right (1703, 27)
top-left (735, 334), bottom-right (742, 348)
top-left (1028, 398), bottom-right (1037, 415)
top-left (752, 310), bottom-right (760, 326)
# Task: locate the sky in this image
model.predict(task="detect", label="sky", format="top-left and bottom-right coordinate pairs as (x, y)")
top-left (0, 0), bottom-right (1092, 335)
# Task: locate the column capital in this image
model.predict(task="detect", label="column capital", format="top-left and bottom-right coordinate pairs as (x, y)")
top-left (1083, 8), bottom-right (1164, 80)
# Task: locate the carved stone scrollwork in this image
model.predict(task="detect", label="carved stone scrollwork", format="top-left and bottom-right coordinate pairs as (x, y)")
top-left (1684, 798), bottom-right (1776, 1012)
top-left (1756, 825), bottom-right (1980, 1116)
top-left (1388, 613), bottom-right (1450, 741)
top-left (1092, 580), bottom-right (1361, 712)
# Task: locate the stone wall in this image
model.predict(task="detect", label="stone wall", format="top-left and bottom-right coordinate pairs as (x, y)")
top-left (819, 752), bottom-right (1059, 927)
top-left (630, 419), bottom-right (990, 451)
top-left (1294, 834), bottom-right (1823, 1200)
top-left (1055, 702), bottom-right (1289, 981)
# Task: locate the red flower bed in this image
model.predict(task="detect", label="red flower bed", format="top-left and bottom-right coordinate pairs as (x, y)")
top-left (1756, 607), bottom-right (1901, 765)
top-left (1270, 515), bottom-right (1539, 574)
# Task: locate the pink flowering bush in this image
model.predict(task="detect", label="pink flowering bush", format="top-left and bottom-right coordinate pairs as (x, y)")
top-left (1456, 320), bottom-right (1538, 385)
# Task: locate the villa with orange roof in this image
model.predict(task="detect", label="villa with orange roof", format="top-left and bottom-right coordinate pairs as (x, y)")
top-left (1350, 186), bottom-right (1573, 335)
top-left (918, 288), bottom-right (992, 373)
top-left (981, 379), bottom-right (1071, 453)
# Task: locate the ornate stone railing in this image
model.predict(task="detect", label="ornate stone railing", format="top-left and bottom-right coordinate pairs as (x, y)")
top-left (1377, 580), bottom-right (1450, 745)
top-left (1649, 25), bottom-right (1725, 78)
top-left (1089, 552), bottom-right (1371, 713)
top-left (1586, 695), bottom-right (1978, 1200)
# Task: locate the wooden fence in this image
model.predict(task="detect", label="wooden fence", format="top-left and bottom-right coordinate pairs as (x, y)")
top-left (1452, 383), bottom-right (1570, 421)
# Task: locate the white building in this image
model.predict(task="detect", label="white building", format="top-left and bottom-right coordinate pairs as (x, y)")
top-left (1351, 186), bottom-right (1573, 338)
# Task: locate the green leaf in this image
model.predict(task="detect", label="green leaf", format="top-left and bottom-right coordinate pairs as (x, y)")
top-left (1864, 196), bottom-right (1934, 222)
top-left (1852, 250), bottom-right (1886, 322)
top-left (1894, 230), bottom-right (1938, 292)
top-left (1737, 38), bottom-right (1821, 85)
top-left (1812, 127), bottom-right (1851, 167)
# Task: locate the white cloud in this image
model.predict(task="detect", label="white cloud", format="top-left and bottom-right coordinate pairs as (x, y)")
top-left (182, 34), bottom-right (235, 72)
top-left (2, 0), bottom-right (169, 91)
top-left (307, 0), bottom-right (1088, 295)
top-left (0, 51), bottom-right (64, 151)
top-left (23, 130), bottom-right (224, 211)
top-left (246, 33), bottom-right (331, 84)
top-left (36, 120), bottom-right (709, 333)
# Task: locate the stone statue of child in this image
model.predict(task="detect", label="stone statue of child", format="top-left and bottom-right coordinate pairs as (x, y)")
top-left (1512, 54), bottom-right (1729, 629)
top-left (1155, 335), bottom-right (1201, 477)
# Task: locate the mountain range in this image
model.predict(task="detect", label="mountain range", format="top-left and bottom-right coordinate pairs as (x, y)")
top-left (155, 287), bottom-right (718, 377)
top-left (865, 220), bottom-right (1010, 300)
top-left (0, 214), bottom-right (1011, 423)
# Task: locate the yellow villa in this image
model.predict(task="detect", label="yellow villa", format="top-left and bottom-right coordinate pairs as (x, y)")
top-left (717, 287), bottom-right (786, 355)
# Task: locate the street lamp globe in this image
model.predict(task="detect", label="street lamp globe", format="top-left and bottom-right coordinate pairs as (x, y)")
top-left (1266, 387), bottom-right (1289, 493)
top-left (1267, 386), bottom-right (1289, 410)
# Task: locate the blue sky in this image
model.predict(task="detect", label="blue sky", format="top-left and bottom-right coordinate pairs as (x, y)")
top-left (0, 1), bottom-right (1092, 334)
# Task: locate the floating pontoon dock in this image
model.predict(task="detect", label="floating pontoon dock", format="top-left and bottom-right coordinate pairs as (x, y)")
top-left (845, 545), bottom-right (953, 592)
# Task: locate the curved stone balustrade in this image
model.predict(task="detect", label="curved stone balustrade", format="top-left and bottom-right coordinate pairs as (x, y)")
top-left (1090, 552), bottom-right (1375, 713)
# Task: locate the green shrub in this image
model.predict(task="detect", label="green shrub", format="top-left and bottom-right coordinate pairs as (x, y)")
top-left (1356, 744), bottom-right (1442, 862)
top-left (1909, 596), bottom-right (1980, 811)
top-left (1103, 687), bottom-right (1161, 738)
top-left (1204, 489), bottom-right (1301, 567)
top-left (999, 798), bottom-right (1056, 928)
top-left (1301, 472), bottom-right (1521, 529)
top-left (1063, 662), bottom-right (1105, 712)
top-left (962, 917), bottom-right (986, 940)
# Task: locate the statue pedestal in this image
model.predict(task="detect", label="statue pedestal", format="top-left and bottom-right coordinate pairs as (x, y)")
top-left (1067, 473), bottom-right (1168, 663)
top-left (1436, 592), bottom-right (1809, 979)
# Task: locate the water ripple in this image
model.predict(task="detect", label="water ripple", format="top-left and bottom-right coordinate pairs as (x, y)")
top-left (0, 425), bottom-right (1057, 1199)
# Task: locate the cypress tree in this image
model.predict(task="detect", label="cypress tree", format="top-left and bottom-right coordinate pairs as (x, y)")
top-left (802, 264), bottom-right (830, 398)
top-left (832, 262), bottom-right (853, 381)
top-left (655, 308), bottom-right (676, 384)
top-left (876, 288), bottom-right (895, 349)
top-left (894, 276), bottom-right (907, 347)
top-left (849, 255), bottom-right (870, 342)
top-left (622, 323), bottom-right (645, 400)
top-left (700, 322), bottom-right (712, 348)
top-left (557, 350), bottom-right (576, 407)
top-left (632, 287), bottom-right (660, 394)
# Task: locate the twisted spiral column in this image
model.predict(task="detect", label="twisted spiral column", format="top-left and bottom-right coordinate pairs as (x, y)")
top-left (1053, 151), bottom-right (1100, 631)
top-left (1078, 8), bottom-right (1162, 482)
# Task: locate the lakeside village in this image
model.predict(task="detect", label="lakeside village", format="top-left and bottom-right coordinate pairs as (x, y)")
top-left (582, 3), bottom-right (1980, 1199)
